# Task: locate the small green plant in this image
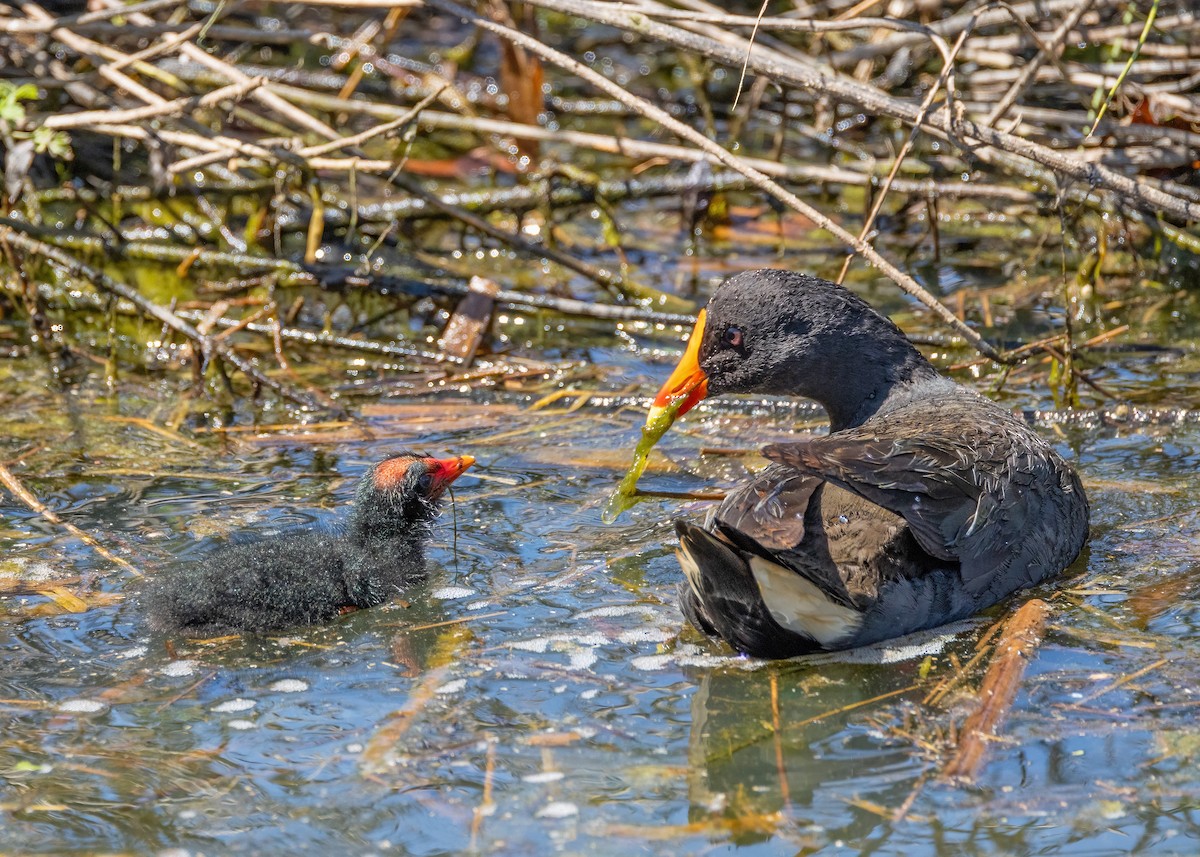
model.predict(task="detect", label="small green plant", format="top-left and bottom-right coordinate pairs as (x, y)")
top-left (0, 82), bottom-right (37, 123)
top-left (0, 81), bottom-right (72, 159)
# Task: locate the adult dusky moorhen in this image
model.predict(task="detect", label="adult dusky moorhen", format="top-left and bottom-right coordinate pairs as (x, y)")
top-left (648, 269), bottom-right (1088, 658)
top-left (144, 453), bottom-right (475, 636)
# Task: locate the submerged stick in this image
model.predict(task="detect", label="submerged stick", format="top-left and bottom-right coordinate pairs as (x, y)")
top-left (0, 462), bottom-right (141, 576)
top-left (983, 0), bottom-right (1095, 127)
top-left (942, 598), bottom-right (1051, 780)
top-left (836, 26), bottom-right (969, 284)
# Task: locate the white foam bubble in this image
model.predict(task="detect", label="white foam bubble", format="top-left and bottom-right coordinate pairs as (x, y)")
top-left (432, 586), bottom-right (476, 599)
top-left (511, 638), bottom-right (551, 653)
top-left (523, 771), bottom-right (565, 783)
top-left (576, 605), bottom-right (660, 619)
top-left (631, 652), bottom-right (761, 671)
top-left (269, 679), bottom-right (308, 693)
top-left (536, 801), bottom-right (578, 819)
top-left (630, 654), bottom-right (674, 671)
top-left (803, 621), bottom-right (977, 666)
top-left (616, 627), bottom-right (675, 644)
top-left (56, 699), bottom-right (106, 713)
top-left (568, 650), bottom-right (598, 671)
top-left (566, 633), bottom-right (610, 647)
top-left (212, 698), bottom-right (256, 713)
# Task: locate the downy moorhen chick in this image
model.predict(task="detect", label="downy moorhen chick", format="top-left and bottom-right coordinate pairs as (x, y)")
top-left (144, 453), bottom-right (475, 636)
top-left (649, 269), bottom-right (1088, 658)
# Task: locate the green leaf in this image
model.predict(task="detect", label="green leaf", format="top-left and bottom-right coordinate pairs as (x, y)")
top-left (31, 126), bottom-right (73, 159)
top-left (0, 81), bottom-right (41, 125)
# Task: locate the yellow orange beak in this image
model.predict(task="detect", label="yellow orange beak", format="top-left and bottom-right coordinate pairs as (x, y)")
top-left (647, 309), bottom-right (709, 426)
top-left (426, 454), bottom-right (475, 492)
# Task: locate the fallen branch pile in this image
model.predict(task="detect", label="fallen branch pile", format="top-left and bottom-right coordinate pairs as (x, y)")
top-left (0, 0), bottom-right (1194, 410)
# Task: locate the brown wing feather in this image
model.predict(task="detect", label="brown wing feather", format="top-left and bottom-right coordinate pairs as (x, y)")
top-left (710, 464), bottom-right (863, 608)
top-left (762, 397), bottom-right (1088, 597)
top-left (712, 465), bottom-right (821, 552)
top-left (709, 462), bottom-right (930, 610)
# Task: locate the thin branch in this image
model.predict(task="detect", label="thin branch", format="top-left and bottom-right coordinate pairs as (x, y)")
top-left (984, 0), bottom-right (1095, 127)
top-left (0, 462), bottom-right (141, 576)
top-left (0, 224), bottom-right (334, 413)
top-left (0, 0), bottom-right (181, 33)
top-left (837, 27), bottom-right (970, 284)
top-left (424, 0), bottom-right (1008, 362)
top-left (520, 0), bottom-right (1200, 223)
top-left (42, 77), bottom-right (265, 130)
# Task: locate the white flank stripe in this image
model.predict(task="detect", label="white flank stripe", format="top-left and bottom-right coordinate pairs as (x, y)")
top-left (748, 556), bottom-right (862, 646)
top-left (676, 546), bottom-right (704, 599)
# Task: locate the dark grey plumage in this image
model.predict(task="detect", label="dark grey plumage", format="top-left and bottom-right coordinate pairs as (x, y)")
top-left (670, 270), bottom-right (1089, 658)
top-left (143, 453), bottom-right (473, 636)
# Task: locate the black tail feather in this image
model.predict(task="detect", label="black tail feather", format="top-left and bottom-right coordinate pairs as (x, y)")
top-left (674, 520), bottom-right (822, 659)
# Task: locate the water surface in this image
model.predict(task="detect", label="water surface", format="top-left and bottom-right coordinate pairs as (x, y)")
top-left (4, 350), bottom-right (1200, 855)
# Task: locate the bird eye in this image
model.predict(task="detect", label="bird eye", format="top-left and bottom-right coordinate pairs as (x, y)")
top-left (721, 325), bottom-right (745, 349)
top-left (417, 473), bottom-right (434, 492)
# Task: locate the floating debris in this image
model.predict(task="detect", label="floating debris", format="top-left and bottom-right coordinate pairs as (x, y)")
top-left (603, 383), bottom-right (692, 523)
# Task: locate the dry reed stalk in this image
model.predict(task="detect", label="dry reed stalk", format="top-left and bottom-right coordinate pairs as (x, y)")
top-left (942, 598), bottom-right (1051, 780)
top-left (0, 461), bottom-right (141, 575)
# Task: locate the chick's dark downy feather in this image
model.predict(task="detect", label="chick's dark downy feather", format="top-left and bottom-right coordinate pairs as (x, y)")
top-left (143, 531), bottom-right (362, 636)
top-left (143, 453), bottom-right (471, 636)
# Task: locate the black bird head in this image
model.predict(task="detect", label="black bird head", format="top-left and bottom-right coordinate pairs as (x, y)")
top-left (351, 453), bottom-right (475, 539)
top-left (648, 269), bottom-right (936, 431)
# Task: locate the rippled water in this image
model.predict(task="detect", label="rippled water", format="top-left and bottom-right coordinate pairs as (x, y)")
top-left (6, 0), bottom-right (1200, 847)
top-left (4, 347), bottom-right (1200, 854)
top-left (4, 115), bottom-right (1200, 852)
